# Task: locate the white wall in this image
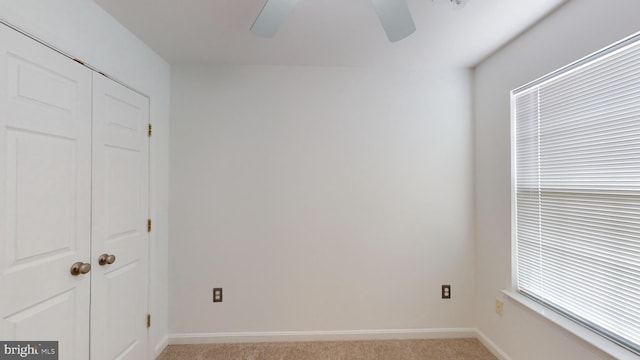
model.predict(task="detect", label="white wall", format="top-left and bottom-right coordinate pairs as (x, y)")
top-left (0, 0), bottom-right (171, 357)
top-left (474, 0), bottom-right (640, 359)
top-left (169, 65), bottom-right (475, 340)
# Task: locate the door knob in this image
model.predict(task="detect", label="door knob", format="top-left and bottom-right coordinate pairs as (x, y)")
top-left (70, 262), bottom-right (91, 276)
top-left (98, 254), bottom-right (116, 266)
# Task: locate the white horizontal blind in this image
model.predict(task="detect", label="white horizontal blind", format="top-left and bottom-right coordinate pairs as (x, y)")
top-left (513, 36), bottom-right (640, 354)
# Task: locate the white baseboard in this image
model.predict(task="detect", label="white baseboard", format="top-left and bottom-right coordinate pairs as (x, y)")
top-left (169, 328), bottom-right (477, 345)
top-left (153, 335), bottom-right (169, 359)
top-left (476, 330), bottom-right (512, 360)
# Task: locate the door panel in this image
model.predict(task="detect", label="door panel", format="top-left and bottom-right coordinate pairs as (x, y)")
top-left (0, 24), bottom-right (92, 360)
top-left (91, 73), bottom-right (149, 360)
top-left (9, 130), bottom-right (77, 260)
top-left (105, 261), bottom-right (141, 355)
top-left (3, 289), bottom-right (77, 358)
top-left (106, 146), bottom-right (140, 237)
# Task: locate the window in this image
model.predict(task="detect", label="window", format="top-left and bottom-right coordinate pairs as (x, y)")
top-left (512, 33), bottom-right (640, 355)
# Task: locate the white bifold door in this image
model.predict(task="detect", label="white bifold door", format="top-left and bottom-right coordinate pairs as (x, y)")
top-left (0, 24), bottom-right (150, 360)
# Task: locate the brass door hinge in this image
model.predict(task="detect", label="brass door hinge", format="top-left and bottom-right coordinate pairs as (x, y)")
top-left (147, 219), bottom-right (152, 232)
top-left (148, 123), bottom-right (152, 137)
top-left (147, 314), bottom-right (151, 328)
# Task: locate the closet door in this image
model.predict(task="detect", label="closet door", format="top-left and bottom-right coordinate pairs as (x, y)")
top-left (0, 25), bottom-right (92, 359)
top-left (90, 73), bottom-right (149, 360)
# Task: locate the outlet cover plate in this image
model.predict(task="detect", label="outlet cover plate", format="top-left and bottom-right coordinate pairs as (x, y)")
top-left (495, 298), bottom-right (503, 315)
top-left (213, 288), bottom-right (223, 303)
top-left (442, 285), bottom-right (451, 299)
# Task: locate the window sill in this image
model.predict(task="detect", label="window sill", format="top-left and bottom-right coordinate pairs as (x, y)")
top-left (502, 290), bottom-right (639, 360)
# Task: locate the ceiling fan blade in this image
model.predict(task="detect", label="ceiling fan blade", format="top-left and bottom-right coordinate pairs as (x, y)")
top-left (250, 0), bottom-right (298, 38)
top-left (370, 0), bottom-right (416, 42)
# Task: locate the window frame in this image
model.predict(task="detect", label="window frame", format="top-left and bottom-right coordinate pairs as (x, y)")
top-left (510, 30), bottom-right (640, 358)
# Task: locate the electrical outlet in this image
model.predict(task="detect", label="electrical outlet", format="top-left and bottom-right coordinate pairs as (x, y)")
top-left (441, 285), bottom-right (451, 299)
top-left (495, 298), bottom-right (503, 316)
top-left (213, 288), bottom-right (223, 303)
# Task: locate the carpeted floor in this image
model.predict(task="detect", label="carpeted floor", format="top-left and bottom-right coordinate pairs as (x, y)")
top-left (157, 338), bottom-right (498, 360)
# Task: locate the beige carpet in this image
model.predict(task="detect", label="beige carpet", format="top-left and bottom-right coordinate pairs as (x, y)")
top-left (157, 338), bottom-right (498, 360)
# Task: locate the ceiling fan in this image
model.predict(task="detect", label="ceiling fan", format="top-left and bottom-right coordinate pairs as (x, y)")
top-left (250, 0), bottom-right (469, 43)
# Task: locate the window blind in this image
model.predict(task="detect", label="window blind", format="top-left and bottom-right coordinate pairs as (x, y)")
top-left (512, 34), bottom-right (640, 354)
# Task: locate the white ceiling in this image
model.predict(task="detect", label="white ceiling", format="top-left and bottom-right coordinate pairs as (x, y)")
top-left (94, 0), bottom-right (566, 67)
